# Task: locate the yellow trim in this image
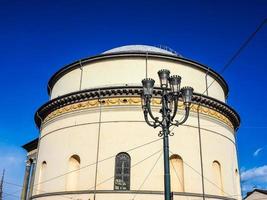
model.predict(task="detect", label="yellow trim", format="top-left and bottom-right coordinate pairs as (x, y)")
top-left (44, 97), bottom-right (234, 129)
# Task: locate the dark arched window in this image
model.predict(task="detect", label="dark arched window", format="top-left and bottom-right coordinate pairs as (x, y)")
top-left (114, 152), bottom-right (131, 190)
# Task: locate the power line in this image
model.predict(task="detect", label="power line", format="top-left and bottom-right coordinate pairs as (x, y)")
top-left (4, 181), bottom-right (22, 188)
top-left (131, 151), bottom-right (162, 200)
top-left (87, 149), bottom-right (162, 191)
top-left (4, 137), bottom-right (162, 200)
top-left (16, 19), bottom-right (266, 200)
top-left (201, 18), bottom-right (267, 97)
top-left (0, 169), bottom-right (4, 200)
top-left (170, 159), bottom-right (183, 190)
top-left (3, 182), bottom-right (79, 200)
top-left (181, 155), bottom-right (245, 200)
top-left (168, 19), bottom-right (267, 199)
top-left (199, 18), bottom-right (267, 198)
top-left (220, 19), bottom-right (267, 74)
top-left (32, 139), bottom-right (160, 198)
top-left (169, 149), bottom-right (232, 197)
top-left (93, 92), bottom-right (103, 200)
top-left (197, 107), bottom-right (206, 200)
top-left (34, 138), bottom-right (162, 187)
top-left (170, 159), bottom-right (190, 200)
top-left (174, 18), bottom-right (267, 131)
top-left (7, 148), bottom-right (243, 199)
top-left (2, 191), bottom-right (20, 199)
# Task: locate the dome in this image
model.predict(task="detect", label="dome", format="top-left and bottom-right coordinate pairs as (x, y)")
top-left (102, 45), bottom-right (181, 56)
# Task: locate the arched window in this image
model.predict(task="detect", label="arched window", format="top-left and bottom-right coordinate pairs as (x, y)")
top-left (66, 155), bottom-right (80, 190)
top-left (170, 154), bottom-right (184, 192)
top-left (212, 161), bottom-right (223, 195)
top-left (114, 152), bottom-right (131, 190)
top-left (38, 161), bottom-right (47, 193)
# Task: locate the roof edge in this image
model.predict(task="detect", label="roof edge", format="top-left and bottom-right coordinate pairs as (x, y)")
top-left (22, 138), bottom-right (38, 152)
top-left (35, 86), bottom-right (239, 130)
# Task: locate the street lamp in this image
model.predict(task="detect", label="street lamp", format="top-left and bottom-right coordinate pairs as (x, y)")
top-left (141, 69), bottom-right (194, 200)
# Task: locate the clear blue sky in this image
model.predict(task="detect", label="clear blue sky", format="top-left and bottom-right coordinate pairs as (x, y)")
top-left (0, 0), bottom-right (266, 198)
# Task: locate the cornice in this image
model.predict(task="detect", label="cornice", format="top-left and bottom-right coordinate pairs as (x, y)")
top-left (22, 138), bottom-right (38, 152)
top-left (31, 190), bottom-right (236, 200)
top-left (35, 86), bottom-right (240, 130)
top-left (47, 52), bottom-right (229, 97)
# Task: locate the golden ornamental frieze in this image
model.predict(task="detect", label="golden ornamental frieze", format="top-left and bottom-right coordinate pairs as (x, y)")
top-left (43, 97), bottom-right (234, 129)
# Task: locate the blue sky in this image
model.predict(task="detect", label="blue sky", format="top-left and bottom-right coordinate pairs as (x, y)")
top-left (0, 0), bottom-right (266, 199)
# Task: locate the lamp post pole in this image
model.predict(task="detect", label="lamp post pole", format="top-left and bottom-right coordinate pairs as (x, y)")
top-left (162, 86), bottom-right (171, 200)
top-left (141, 69), bottom-right (194, 200)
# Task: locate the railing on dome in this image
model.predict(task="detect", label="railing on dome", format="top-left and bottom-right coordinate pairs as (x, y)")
top-left (157, 45), bottom-right (183, 57)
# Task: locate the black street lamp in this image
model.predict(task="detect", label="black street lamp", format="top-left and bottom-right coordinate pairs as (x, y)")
top-left (141, 69), bottom-right (194, 200)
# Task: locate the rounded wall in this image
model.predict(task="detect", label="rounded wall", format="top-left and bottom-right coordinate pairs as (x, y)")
top-left (50, 56), bottom-right (226, 102)
top-left (32, 49), bottom-right (240, 200)
top-left (32, 101), bottom-right (240, 200)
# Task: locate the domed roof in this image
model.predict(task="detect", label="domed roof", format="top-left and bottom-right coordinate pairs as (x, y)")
top-left (102, 45), bottom-right (180, 56)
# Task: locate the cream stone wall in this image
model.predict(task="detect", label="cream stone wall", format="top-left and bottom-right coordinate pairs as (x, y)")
top-left (51, 57), bottom-right (226, 102)
top-left (50, 68), bottom-right (81, 97)
top-left (32, 52), bottom-right (240, 200)
top-left (33, 104), bottom-right (240, 199)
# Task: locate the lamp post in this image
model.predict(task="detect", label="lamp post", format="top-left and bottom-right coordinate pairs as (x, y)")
top-left (141, 69), bottom-right (194, 200)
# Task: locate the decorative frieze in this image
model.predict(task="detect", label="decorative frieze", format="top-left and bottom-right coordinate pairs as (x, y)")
top-left (35, 86), bottom-right (240, 130)
top-left (42, 97), bottom-right (233, 129)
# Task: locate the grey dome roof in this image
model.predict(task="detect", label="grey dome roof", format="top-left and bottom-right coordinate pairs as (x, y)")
top-left (102, 45), bottom-right (180, 56)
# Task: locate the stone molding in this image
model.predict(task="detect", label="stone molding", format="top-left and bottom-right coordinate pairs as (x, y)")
top-left (35, 86), bottom-right (240, 130)
top-left (31, 190), bottom-right (237, 200)
top-left (43, 97), bottom-right (234, 129)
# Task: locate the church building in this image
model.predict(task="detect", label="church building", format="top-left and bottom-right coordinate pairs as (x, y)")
top-left (21, 45), bottom-right (241, 200)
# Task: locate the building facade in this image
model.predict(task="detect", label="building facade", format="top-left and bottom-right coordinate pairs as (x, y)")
top-left (21, 45), bottom-right (241, 200)
top-left (244, 189), bottom-right (267, 200)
